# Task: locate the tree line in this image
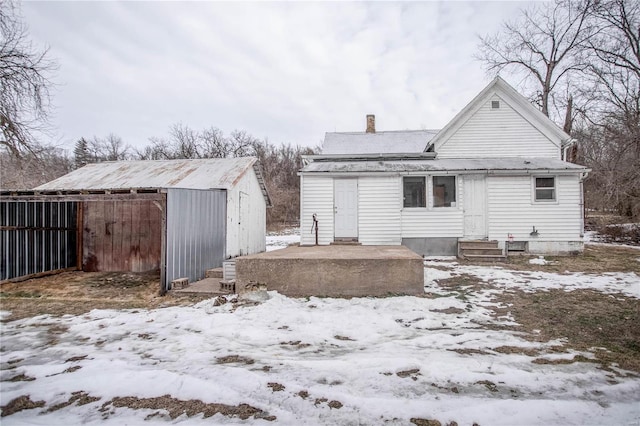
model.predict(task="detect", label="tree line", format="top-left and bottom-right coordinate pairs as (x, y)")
top-left (476, 0), bottom-right (639, 218)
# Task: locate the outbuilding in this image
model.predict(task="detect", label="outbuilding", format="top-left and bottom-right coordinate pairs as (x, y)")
top-left (1, 157), bottom-right (271, 292)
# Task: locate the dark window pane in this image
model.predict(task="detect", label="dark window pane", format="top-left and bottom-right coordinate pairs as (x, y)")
top-left (536, 177), bottom-right (555, 188)
top-left (433, 176), bottom-right (456, 207)
top-left (403, 177), bottom-right (425, 208)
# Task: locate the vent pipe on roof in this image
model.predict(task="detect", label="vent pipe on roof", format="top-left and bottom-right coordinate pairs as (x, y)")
top-left (366, 114), bottom-right (375, 133)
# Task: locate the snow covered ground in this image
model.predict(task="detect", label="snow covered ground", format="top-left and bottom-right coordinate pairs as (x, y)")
top-left (1, 232), bottom-right (639, 425)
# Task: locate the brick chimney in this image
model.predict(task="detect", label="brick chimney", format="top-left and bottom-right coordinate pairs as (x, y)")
top-left (366, 114), bottom-right (375, 133)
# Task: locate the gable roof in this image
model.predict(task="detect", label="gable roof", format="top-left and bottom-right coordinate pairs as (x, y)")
top-left (322, 130), bottom-right (439, 155)
top-left (429, 76), bottom-right (571, 152)
top-left (36, 158), bottom-right (272, 206)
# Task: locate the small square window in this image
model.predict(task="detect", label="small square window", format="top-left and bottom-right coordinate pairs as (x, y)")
top-left (535, 177), bottom-right (556, 201)
top-left (403, 177), bottom-right (425, 208)
top-left (491, 100), bottom-right (500, 109)
top-left (433, 176), bottom-right (456, 207)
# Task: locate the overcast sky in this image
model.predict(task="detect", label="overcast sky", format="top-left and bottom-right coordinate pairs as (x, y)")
top-left (22, 1), bottom-right (531, 151)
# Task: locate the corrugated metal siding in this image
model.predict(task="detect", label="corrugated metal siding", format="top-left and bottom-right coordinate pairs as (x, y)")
top-left (358, 177), bottom-right (401, 245)
top-left (437, 95), bottom-right (560, 159)
top-left (487, 175), bottom-right (582, 241)
top-left (1, 200), bottom-right (77, 280)
top-left (300, 175), bottom-right (334, 245)
top-left (165, 189), bottom-right (226, 290)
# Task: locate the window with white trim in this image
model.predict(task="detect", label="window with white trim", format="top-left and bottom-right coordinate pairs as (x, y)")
top-left (403, 177), bottom-right (425, 208)
top-left (534, 177), bottom-right (556, 201)
top-left (433, 176), bottom-right (456, 207)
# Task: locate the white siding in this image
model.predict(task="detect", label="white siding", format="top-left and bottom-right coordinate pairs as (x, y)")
top-left (487, 175), bottom-right (582, 242)
top-left (401, 175), bottom-right (464, 237)
top-left (226, 170), bottom-right (266, 258)
top-left (300, 175), bottom-right (334, 245)
top-left (437, 94), bottom-right (560, 159)
top-left (358, 177), bottom-right (401, 245)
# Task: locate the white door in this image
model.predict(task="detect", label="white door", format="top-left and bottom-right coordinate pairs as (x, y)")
top-left (463, 175), bottom-right (487, 239)
top-left (334, 179), bottom-right (358, 239)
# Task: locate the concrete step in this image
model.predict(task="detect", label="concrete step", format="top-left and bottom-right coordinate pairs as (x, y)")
top-left (460, 248), bottom-right (504, 256)
top-left (463, 254), bottom-right (507, 262)
top-left (205, 268), bottom-right (223, 279)
top-left (330, 240), bottom-right (362, 246)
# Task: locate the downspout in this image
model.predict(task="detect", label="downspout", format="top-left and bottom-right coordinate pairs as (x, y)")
top-left (579, 171), bottom-right (589, 238)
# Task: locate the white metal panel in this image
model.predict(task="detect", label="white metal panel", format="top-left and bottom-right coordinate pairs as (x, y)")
top-left (358, 177), bottom-right (401, 245)
top-left (334, 179), bottom-right (358, 238)
top-left (437, 95), bottom-right (560, 159)
top-left (300, 175), bottom-right (334, 245)
top-left (487, 175), bottom-right (582, 241)
top-left (225, 168), bottom-right (266, 258)
top-left (463, 175), bottom-right (487, 239)
top-left (401, 209), bottom-right (464, 238)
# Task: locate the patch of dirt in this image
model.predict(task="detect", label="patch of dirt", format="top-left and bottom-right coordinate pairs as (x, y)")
top-left (396, 368), bottom-right (421, 380)
top-left (280, 340), bottom-right (311, 348)
top-left (448, 348), bottom-right (491, 356)
top-left (65, 355), bottom-right (88, 363)
top-left (493, 288), bottom-right (640, 373)
top-left (267, 382), bottom-right (285, 392)
top-left (410, 419), bottom-right (442, 426)
top-left (491, 346), bottom-right (543, 356)
top-left (297, 390), bottom-right (309, 399)
top-left (504, 245), bottom-right (640, 274)
top-left (334, 335), bottom-right (355, 341)
top-left (0, 395), bottom-right (45, 417)
top-left (46, 391), bottom-right (101, 412)
top-left (5, 373), bottom-right (35, 382)
top-left (531, 355), bottom-right (599, 366)
top-left (327, 400), bottom-right (343, 409)
top-left (476, 380), bottom-right (499, 392)
top-left (430, 307), bottom-right (465, 314)
top-left (216, 355), bottom-right (255, 365)
top-left (1, 271), bottom-right (210, 322)
top-left (100, 395), bottom-right (275, 421)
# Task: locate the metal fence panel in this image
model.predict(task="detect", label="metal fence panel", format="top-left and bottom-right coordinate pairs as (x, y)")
top-left (165, 189), bottom-right (226, 290)
top-left (1, 200), bottom-right (77, 281)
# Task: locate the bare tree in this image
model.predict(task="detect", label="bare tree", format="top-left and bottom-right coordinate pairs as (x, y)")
top-left (0, 0), bottom-right (57, 157)
top-left (476, 0), bottom-right (594, 122)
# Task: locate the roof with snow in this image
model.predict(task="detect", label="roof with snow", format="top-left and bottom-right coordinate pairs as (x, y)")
top-left (302, 157), bottom-right (588, 174)
top-left (35, 158), bottom-right (271, 205)
top-left (322, 130), bottom-right (439, 155)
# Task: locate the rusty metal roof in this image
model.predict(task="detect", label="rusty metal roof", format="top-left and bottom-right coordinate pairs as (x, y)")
top-left (322, 130), bottom-right (439, 155)
top-left (36, 158), bottom-right (264, 192)
top-left (302, 157), bottom-right (588, 173)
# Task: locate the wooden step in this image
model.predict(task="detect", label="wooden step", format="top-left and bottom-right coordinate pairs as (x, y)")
top-left (463, 254), bottom-right (507, 262)
top-left (331, 240), bottom-right (361, 246)
top-left (459, 241), bottom-right (499, 250)
top-left (460, 248), bottom-right (504, 256)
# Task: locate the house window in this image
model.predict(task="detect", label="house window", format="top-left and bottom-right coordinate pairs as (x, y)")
top-left (433, 176), bottom-right (456, 207)
top-left (403, 177), bottom-right (425, 208)
top-left (535, 177), bottom-right (556, 201)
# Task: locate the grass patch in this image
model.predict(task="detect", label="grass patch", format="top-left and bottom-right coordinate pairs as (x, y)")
top-left (494, 289), bottom-right (640, 373)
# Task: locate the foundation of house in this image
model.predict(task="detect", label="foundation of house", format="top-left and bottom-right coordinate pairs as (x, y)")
top-left (235, 245), bottom-right (424, 297)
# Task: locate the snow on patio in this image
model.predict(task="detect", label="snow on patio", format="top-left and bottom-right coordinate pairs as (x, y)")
top-left (1, 232), bottom-right (639, 425)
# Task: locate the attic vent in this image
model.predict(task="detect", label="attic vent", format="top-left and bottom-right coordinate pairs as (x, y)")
top-left (491, 100), bottom-right (500, 109)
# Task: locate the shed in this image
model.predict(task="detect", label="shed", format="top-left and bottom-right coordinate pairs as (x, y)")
top-left (1, 158), bottom-right (271, 292)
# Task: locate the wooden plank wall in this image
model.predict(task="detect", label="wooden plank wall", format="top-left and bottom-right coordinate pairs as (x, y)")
top-left (82, 197), bottom-right (163, 272)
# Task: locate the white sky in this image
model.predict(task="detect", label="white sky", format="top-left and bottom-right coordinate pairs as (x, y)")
top-left (22, 1), bottom-right (531, 151)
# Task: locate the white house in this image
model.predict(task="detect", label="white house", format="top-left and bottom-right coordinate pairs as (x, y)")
top-left (299, 77), bottom-right (589, 256)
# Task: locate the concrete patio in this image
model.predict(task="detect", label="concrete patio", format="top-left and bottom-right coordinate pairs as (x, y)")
top-left (235, 245), bottom-right (424, 297)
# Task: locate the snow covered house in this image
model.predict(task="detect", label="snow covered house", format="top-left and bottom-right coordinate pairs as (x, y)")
top-left (299, 77), bottom-right (589, 256)
top-left (1, 158), bottom-right (271, 291)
